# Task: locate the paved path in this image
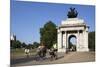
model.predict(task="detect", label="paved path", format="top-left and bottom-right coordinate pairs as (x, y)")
top-left (11, 52), bottom-right (95, 67)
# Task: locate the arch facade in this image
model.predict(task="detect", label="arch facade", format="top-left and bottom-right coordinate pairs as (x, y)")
top-left (57, 18), bottom-right (89, 52)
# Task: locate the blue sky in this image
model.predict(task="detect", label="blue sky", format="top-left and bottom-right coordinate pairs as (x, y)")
top-left (11, 0), bottom-right (95, 44)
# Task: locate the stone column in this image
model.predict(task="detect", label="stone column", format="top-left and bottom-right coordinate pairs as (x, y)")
top-left (77, 30), bottom-right (80, 51)
top-left (79, 30), bottom-right (84, 49)
top-left (78, 30), bottom-right (85, 52)
top-left (66, 33), bottom-right (69, 49)
top-left (62, 31), bottom-right (67, 52)
top-left (57, 29), bottom-right (63, 52)
top-left (83, 27), bottom-right (89, 51)
top-left (77, 28), bottom-right (89, 52)
top-left (57, 30), bottom-right (62, 49)
top-left (65, 31), bottom-right (67, 49)
top-left (62, 31), bottom-right (67, 49)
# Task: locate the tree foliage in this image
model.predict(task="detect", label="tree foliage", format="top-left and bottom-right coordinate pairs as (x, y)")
top-left (40, 21), bottom-right (57, 49)
top-left (11, 39), bottom-right (40, 49)
top-left (33, 42), bottom-right (40, 48)
top-left (26, 44), bottom-right (34, 49)
top-left (21, 42), bottom-right (27, 48)
top-left (11, 40), bottom-right (22, 48)
top-left (88, 31), bottom-right (95, 51)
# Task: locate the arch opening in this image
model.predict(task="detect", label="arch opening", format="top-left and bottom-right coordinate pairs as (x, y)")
top-left (68, 35), bottom-right (77, 51)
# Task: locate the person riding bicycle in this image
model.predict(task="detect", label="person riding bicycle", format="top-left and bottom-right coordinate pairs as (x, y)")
top-left (49, 43), bottom-right (58, 60)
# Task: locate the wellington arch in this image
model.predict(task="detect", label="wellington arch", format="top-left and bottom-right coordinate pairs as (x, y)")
top-left (57, 8), bottom-right (89, 52)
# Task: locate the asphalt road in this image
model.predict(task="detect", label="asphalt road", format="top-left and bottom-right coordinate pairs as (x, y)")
top-left (11, 51), bottom-right (95, 67)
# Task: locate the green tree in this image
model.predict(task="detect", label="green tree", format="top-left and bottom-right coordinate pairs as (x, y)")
top-left (21, 42), bottom-right (27, 48)
top-left (27, 44), bottom-right (33, 49)
top-left (10, 40), bottom-right (22, 49)
top-left (33, 42), bottom-right (40, 48)
top-left (15, 40), bottom-right (22, 48)
top-left (88, 31), bottom-right (95, 51)
top-left (40, 21), bottom-right (57, 49)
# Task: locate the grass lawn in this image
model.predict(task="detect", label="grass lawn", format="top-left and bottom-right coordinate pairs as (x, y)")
top-left (11, 48), bottom-right (37, 59)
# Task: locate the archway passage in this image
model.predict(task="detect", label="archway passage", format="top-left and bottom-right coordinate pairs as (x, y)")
top-left (68, 35), bottom-right (77, 51)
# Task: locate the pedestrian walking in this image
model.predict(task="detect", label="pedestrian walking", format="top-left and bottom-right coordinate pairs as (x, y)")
top-left (25, 48), bottom-right (30, 58)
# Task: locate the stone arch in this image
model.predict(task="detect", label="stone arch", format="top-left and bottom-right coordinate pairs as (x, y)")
top-left (68, 34), bottom-right (77, 51)
top-left (57, 18), bottom-right (89, 52)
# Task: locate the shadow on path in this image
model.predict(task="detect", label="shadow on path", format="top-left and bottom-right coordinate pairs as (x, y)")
top-left (11, 55), bottom-right (37, 65)
top-left (57, 56), bottom-right (64, 60)
top-left (11, 55), bottom-right (65, 65)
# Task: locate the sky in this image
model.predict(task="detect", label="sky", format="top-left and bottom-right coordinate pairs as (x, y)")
top-left (11, 0), bottom-right (95, 44)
